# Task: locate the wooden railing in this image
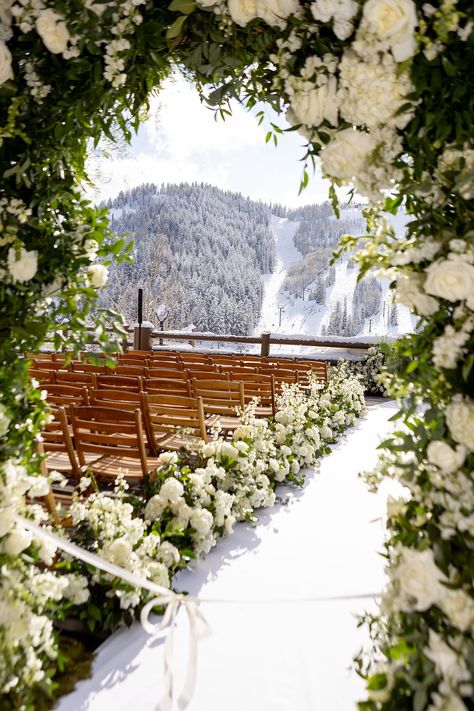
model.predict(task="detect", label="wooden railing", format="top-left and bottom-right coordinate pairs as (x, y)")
top-left (45, 326), bottom-right (378, 359)
top-left (148, 329), bottom-right (373, 356)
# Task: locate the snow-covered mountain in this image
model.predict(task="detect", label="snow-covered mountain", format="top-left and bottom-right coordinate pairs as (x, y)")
top-left (255, 215), bottom-right (415, 348)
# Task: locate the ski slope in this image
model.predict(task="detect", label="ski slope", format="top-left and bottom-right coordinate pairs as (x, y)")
top-left (255, 214), bottom-right (415, 355)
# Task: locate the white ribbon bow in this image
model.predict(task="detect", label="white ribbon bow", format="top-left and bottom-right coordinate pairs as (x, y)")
top-left (17, 516), bottom-right (210, 711)
top-left (141, 596), bottom-right (210, 711)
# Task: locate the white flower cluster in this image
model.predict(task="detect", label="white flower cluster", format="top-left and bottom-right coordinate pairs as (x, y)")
top-left (0, 458), bottom-right (85, 695)
top-left (70, 489), bottom-right (173, 609)
top-left (251, 0), bottom-right (418, 201)
top-left (340, 346), bottom-right (389, 395)
top-left (199, 0), bottom-right (302, 29)
top-left (102, 1), bottom-right (146, 88)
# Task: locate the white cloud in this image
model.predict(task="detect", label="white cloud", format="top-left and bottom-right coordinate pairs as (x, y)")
top-left (145, 75), bottom-right (263, 159)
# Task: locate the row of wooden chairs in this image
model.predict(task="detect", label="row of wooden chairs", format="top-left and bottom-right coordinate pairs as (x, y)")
top-left (27, 349), bottom-right (328, 382)
top-left (32, 370), bottom-right (275, 414)
top-left (39, 379), bottom-right (254, 483)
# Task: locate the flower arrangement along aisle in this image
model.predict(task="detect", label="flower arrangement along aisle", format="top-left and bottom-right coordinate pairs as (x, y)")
top-left (1, 368), bottom-right (366, 707)
top-left (0, 1), bottom-right (473, 710)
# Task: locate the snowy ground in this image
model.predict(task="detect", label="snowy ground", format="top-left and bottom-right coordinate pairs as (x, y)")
top-left (57, 400), bottom-right (404, 711)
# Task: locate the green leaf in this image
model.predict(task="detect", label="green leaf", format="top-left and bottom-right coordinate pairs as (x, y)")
top-left (166, 14), bottom-right (187, 39)
top-left (168, 0), bottom-right (195, 13)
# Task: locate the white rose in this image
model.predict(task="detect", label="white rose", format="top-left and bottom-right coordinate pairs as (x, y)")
top-left (37, 537), bottom-right (57, 566)
top-left (386, 495), bottom-right (406, 519)
top-left (7, 246), bottom-right (38, 284)
top-left (0, 403), bottom-right (10, 436)
top-left (144, 494), bottom-right (167, 521)
top-left (159, 477), bottom-right (184, 504)
top-left (202, 441), bottom-right (217, 458)
top-left (28, 476), bottom-right (50, 498)
top-left (2, 525), bottom-right (33, 556)
top-left (83, 239), bottom-right (99, 261)
top-left (62, 573), bottom-right (90, 605)
top-left (0, 40), bottom-right (13, 85)
top-left (105, 537), bottom-right (133, 567)
top-left (157, 451), bottom-right (179, 466)
top-left (320, 425), bottom-right (332, 439)
top-left (290, 76), bottom-right (338, 128)
top-left (439, 589), bottom-right (474, 632)
top-left (218, 441), bottom-right (239, 461)
top-left (426, 440), bottom-right (466, 474)
top-left (234, 440), bottom-right (249, 453)
top-left (0, 506), bottom-right (16, 537)
top-left (268, 458), bottom-right (280, 473)
top-left (424, 258), bottom-right (474, 303)
top-left (395, 272), bottom-right (439, 316)
top-left (87, 263), bottom-right (108, 288)
top-left (320, 128), bottom-right (376, 183)
top-left (445, 397), bottom-right (474, 452)
top-left (36, 9), bottom-right (70, 55)
top-left (84, 0), bottom-right (114, 16)
top-left (425, 630), bottom-right (470, 685)
top-left (395, 547), bottom-right (445, 611)
top-left (363, 0), bottom-right (418, 62)
top-left (256, 0), bottom-right (300, 28)
top-left (190, 508), bottom-right (213, 536)
top-left (291, 459), bottom-right (300, 474)
top-left (157, 541), bottom-right (180, 568)
top-left (228, 0), bottom-right (258, 26)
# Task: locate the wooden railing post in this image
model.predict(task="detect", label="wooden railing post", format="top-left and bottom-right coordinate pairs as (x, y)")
top-left (260, 331), bottom-right (271, 358)
top-left (133, 321), bottom-right (154, 351)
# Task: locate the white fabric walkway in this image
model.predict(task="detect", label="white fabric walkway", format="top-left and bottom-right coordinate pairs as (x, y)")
top-left (57, 399), bottom-right (401, 711)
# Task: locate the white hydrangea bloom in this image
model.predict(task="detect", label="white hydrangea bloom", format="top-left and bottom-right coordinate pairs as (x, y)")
top-left (36, 9), bottom-right (70, 55)
top-left (445, 396), bottom-right (474, 452)
top-left (7, 246), bottom-right (38, 284)
top-left (338, 50), bottom-right (414, 130)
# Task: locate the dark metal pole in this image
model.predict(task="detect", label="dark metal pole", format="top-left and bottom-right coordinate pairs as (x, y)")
top-left (137, 288), bottom-right (143, 350)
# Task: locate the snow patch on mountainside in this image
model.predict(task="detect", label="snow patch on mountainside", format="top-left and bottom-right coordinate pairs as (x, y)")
top-left (255, 214), bottom-right (416, 355)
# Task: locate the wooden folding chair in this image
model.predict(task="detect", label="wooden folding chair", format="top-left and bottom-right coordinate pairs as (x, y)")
top-left (28, 368), bottom-right (56, 384)
top-left (178, 353), bottom-right (210, 366)
top-left (184, 369), bottom-right (229, 381)
top-left (42, 383), bottom-right (90, 409)
top-left (32, 358), bottom-right (70, 371)
top-left (34, 439), bottom-right (73, 525)
top-left (258, 365), bottom-right (298, 381)
top-left (41, 405), bottom-right (84, 479)
top-left (113, 356), bottom-right (148, 366)
top-left (230, 372), bottom-right (275, 417)
top-left (294, 360), bottom-right (328, 382)
top-left (147, 366), bottom-right (188, 380)
top-left (69, 405), bottom-right (161, 483)
top-left (219, 364), bottom-right (258, 375)
top-left (191, 379), bottom-right (245, 433)
top-left (144, 377), bottom-right (192, 397)
top-left (141, 392), bottom-right (207, 454)
top-left (181, 362), bottom-right (218, 373)
top-left (54, 370), bottom-right (97, 386)
top-left (94, 374), bottom-right (144, 391)
top-left (110, 363), bottom-right (149, 377)
top-left (71, 361), bottom-right (108, 374)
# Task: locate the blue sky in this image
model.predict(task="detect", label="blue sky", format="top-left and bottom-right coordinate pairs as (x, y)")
top-left (88, 73), bottom-right (349, 207)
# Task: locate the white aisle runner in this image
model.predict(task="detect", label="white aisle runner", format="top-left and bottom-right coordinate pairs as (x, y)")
top-left (57, 400), bottom-right (401, 711)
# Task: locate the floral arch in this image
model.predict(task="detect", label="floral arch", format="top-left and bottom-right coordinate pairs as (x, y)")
top-left (0, 0), bottom-right (473, 709)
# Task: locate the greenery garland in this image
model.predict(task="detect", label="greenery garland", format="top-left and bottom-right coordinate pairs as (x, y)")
top-left (0, 1), bottom-right (473, 709)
